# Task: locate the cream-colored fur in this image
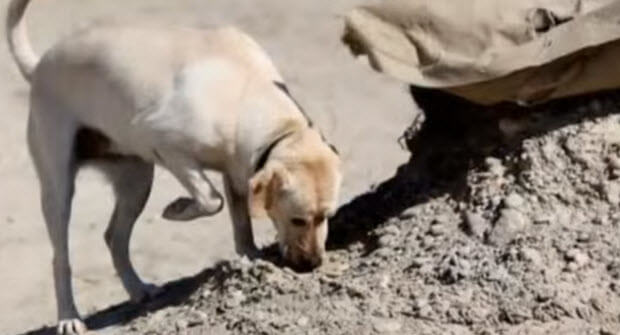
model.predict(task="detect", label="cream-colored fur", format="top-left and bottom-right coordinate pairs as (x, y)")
top-left (7, 1), bottom-right (342, 334)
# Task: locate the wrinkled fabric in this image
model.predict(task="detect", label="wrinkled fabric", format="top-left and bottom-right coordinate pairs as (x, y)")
top-left (343, 0), bottom-right (620, 105)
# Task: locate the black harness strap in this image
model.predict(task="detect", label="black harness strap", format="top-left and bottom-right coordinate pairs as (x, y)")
top-left (274, 81), bottom-right (314, 127)
top-left (254, 132), bottom-right (295, 173)
top-left (273, 81), bottom-right (339, 156)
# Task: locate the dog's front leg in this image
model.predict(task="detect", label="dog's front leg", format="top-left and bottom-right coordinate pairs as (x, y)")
top-left (159, 153), bottom-right (224, 221)
top-left (223, 176), bottom-right (259, 257)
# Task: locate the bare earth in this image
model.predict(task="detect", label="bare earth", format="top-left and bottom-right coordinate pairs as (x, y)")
top-left (6, 2), bottom-right (620, 335)
top-left (0, 1), bottom-right (413, 334)
top-left (109, 91), bottom-right (620, 335)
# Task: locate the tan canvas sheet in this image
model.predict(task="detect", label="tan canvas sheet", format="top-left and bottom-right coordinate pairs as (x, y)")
top-left (343, 0), bottom-right (620, 105)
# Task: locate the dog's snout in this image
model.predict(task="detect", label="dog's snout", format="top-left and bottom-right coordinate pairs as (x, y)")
top-left (288, 252), bottom-right (322, 272)
top-left (304, 254), bottom-right (323, 268)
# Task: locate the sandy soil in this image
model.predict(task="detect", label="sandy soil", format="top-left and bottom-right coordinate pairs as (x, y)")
top-left (0, 1), bottom-right (414, 334)
top-left (103, 90), bottom-right (620, 335)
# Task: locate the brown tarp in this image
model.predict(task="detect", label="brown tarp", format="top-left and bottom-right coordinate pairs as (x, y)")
top-left (342, 0), bottom-right (620, 105)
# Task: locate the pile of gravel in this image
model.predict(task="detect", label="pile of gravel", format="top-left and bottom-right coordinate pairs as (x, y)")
top-left (112, 90), bottom-right (620, 335)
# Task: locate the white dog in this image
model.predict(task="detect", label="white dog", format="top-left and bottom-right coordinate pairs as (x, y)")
top-left (7, 0), bottom-right (342, 334)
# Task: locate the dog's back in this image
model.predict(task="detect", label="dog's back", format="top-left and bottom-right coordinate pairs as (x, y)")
top-left (35, 24), bottom-right (282, 107)
top-left (28, 24), bottom-right (290, 160)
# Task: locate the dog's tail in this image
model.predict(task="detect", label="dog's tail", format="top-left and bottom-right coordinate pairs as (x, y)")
top-left (6, 0), bottom-right (38, 83)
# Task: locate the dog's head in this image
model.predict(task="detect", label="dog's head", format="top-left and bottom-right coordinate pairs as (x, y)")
top-left (249, 129), bottom-right (341, 272)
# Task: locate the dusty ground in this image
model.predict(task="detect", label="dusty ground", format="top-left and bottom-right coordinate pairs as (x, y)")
top-left (4, 2), bottom-right (620, 335)
top-left (91, 90), bottom-right (620, 335)
top-left (0, 1), bottom-right (413, 334)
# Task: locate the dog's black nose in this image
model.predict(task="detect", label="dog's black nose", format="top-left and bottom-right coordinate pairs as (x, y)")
top-left (292, 255), bottom-right (322, 273)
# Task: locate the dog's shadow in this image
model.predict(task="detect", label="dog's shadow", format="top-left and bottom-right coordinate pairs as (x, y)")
top-left (328, 87), bottom-right (620, 251)
top-left (17, 87), bottom-right (620, 335)
top-left (19, 266), bottom-right (220, 335)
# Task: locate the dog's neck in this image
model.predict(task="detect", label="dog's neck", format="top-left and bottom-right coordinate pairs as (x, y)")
top-left (253, 130), bottom-right (296, 173)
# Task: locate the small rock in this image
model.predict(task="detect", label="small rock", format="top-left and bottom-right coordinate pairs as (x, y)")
top-left (519, 247), bottom-right (542, 266)
top-left (254, 311), bottom-right (267, 321)
top-left (486, 157), bottom-right (506, 176)
top-left (488, 209), bottom-right (529, 246)
top-left (412, 297), bottom-right (434, 319)
top-left (225, 290), bottom-right (245, 308)
top-left (433, 214), bottom-right (450, 225)
top-left (610, 281), bottom-right (620, 293)
top-left (408, 257), bottom-right (430, 269)
top-left (383, 224), bottom-right (401, 236)
top-left (593, 216), bottom-right (610, 226)
top-left (188, 310), bottom-right (208, 324)
top-left (565, 248), bottom-right (589, 270)
top-left (600, 328), bottom-right (617, 335)
top-left (412, 297), bottom-right (428, 310)
top-left (566, 261), bottom-right (580, 272)
top-left (602, 181), bottom-right (620, 204)
top-left (535, 285), bottom-right (557, 302)
top-left (417, 305), bottom-right (435, 319)
top-left (344, 283), bottom-right (367, 299)
top-left (610, 261), bottom-right (620, 279)
top-left (319, 259), bottom-right (349, 278)
top-left (504, 192), bottom-right (525, 209)
top-left (500, 303), bottom-right (532, 324)
top-left (400, 207), bottom-right (417, 220)
top-left (347, 241), bottom-right (364, 253)
top-left (373, 247), bottom-right (392, 259)
top-left (462, 211), bottom-right (488, 239)
top-left (490, 195), bottom-right (503, 207)
top-left (590, 297), bottom-right (605, 312)
top-left (421, 236), bottom-right (435, 249)
top-left (297, 316), bottom-right (309, 327)
top-left (556, 209), bottom-right (572, 225)
top-left (175, 319), bottom-right (188, 331)
top-left (373, 305), bottom-right (390, 318)
top-left (438, 254), bottom-right (471, 284)
top-left (577, 231), bottom-right (592, 243)
top-left (328, 252), bottom-right (348, 263)
top-left (429, 224), bottom-right (445, 237)
top-left (575, 304), bottom-right (594, 320)
top-left (378, 234), bottom-right (396, 248)
top-left (608, 155), bottom-right (620, 170)
top-left (372, 318), bottom-right (402, 333)
top-left (238, 256), bottom-right (252, 269)
top-left (147, 310), bottom-right (168, 327)
top-left (379, 274), bottom-right (391, 289)
top-left (565, 248), bottom-right (587, 262)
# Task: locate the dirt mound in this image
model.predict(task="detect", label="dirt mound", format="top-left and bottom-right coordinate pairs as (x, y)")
top-left (106, 90), bottom-right (620, 335)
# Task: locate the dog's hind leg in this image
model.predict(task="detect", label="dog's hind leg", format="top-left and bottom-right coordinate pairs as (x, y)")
top-left (100, 158), bottom-right (160, 303)
top-left (158, 152), bottom-right (224, 221)
top-left (28, 105), bottom-right (85, 335)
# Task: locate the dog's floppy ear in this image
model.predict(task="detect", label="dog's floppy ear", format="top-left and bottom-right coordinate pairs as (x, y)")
top-left (248, 162), bottom-right (290, 218)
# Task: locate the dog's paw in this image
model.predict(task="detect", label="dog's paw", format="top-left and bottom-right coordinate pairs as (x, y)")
top-left (129, 283), bottom-right (164, 304)
top-left (162, 197), bottom-right (202, 221)
top-left (202, 192), bottom-right (224, 214)
top-left (57, 318), bottom-right (87, 335)
top-left (162, 197), bottom-right (222, 221)
top-left (236, 245), bottom-right (261, 260)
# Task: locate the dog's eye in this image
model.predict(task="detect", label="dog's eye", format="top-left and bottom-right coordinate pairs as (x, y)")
top-left (291, 218), bottom-right (307, 227)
